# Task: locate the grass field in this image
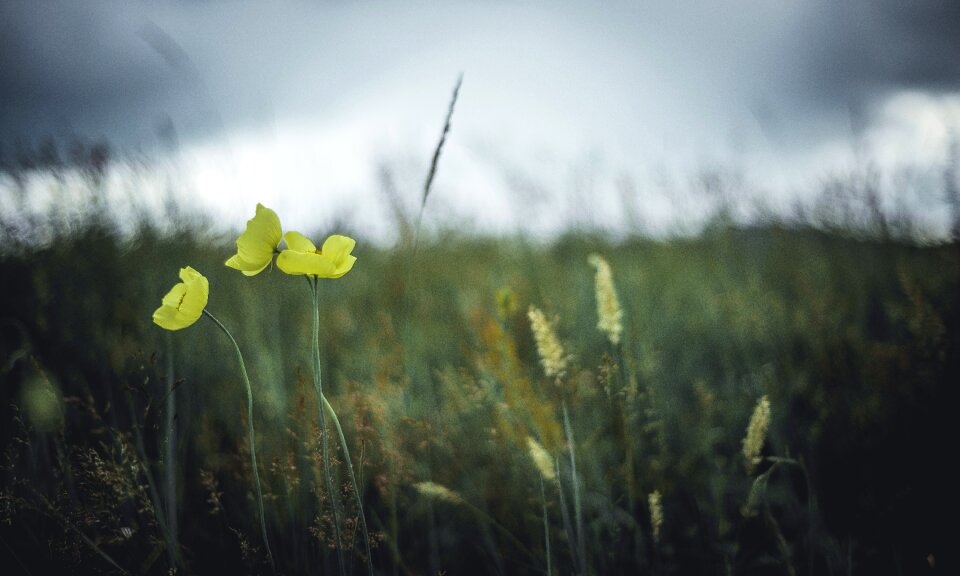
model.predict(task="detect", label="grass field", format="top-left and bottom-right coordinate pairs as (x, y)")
top-left (1, 165), bottom-right (956, 575)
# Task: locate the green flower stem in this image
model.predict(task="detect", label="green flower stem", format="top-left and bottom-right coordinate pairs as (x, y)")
top-left (310, 278), bottom-right (347, 576)
top-left (203, 310), bottom-right (275, 572)
top-left (321, 393), bottom-right (374, 576)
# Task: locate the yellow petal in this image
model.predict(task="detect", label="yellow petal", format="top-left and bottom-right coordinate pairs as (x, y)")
top-left (236, 233), bottom-right (274, 267)
top-left (179, 266), bottom-right (205, 284)
top-left (178, 268), bottom-right (209, 319)
top-left (321, 234), bottom-right (356, 278)
top-left (152, 304), bottom-right (183, 330)
top-left (160, 282), bottom-right (188, 309)
top-left (225, 254), bottom-right (271, 276)
top-left (226, 204), bottom-right (282, 276)
top-left (247, 203), bottom-right (282, 247)
top-left (277, 250), bottom-right (337, 277)
top-left (152, 267), bottom-right (209, 331)
top-left (283, 231), bottom-right (316, 253)
top-left (331, 254), bottom-right (357, 278)
top-left (321, 234), bottom-right (356, 261)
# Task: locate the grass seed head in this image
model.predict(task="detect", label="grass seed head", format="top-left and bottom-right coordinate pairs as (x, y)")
top-left (526, 436), bottom-right (556, 481)
top-left (528, 305), bottom-right (568, 379)
top-left (414, 482), bottom-right (464, 505)
top-left (588, 254), bottom-right (623, 346)
top-left (742, 395), bottom-right (771, 475)
top-left (648, 490), bottom-right (664, 544)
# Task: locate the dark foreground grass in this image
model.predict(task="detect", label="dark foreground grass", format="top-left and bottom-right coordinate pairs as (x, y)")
top-left (0, 213), bottom-right (956, 575)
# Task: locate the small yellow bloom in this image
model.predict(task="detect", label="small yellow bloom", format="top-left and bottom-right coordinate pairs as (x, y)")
top-left (276, 232), bottom-right (357, 278)
top-left (152, 266), bottom-right (209, 330)
top-left (225, 203), bottom-right (282, 276)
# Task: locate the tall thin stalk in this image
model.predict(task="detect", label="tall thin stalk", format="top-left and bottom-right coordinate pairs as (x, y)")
top-left (555, 457), bottom-right (581, 574)
top-left (123, 390), bottom-right (179, 571)
top-left (163, 332), bottom-right (178, 561)
top-left (562, 400), bottom-right (587, 573)
top-left (322, 393), bottom-right (374, 576)
top-left (410, 73), bottom-right (463, 262)
top-left (203, 310), bottom-right (275, 572)
top-left (540, 474), bottom-right (552, 576)
top-left (310, 278), bottom-right (347, 576)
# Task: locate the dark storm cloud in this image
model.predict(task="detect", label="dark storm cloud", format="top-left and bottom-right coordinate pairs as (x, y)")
top-left (2, 1), bottom-right (959, 155)
top-left (792, 1), bottom-right (960, 105)
top-left (0, 2), bottom-right (189, 149)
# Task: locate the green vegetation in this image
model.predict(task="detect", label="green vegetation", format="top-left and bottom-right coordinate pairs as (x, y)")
top-left (0, 164), bottom-right (956, 574)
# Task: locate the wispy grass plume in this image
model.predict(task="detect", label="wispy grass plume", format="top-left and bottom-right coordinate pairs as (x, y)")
top-left (742, 395), bottom-right (771, 475)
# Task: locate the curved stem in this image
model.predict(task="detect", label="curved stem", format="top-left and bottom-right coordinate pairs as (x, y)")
top-left (767, 456), bottom-right (815, 576)
top-left (203, 310), bottom-right (275, 572)
top-left (311, 279), bottom-right (347, 575)
top-left (322, 394), bottom-right (374, 576)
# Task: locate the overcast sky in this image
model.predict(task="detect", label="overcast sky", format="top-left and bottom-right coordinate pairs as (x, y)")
top-left (3, 0), bottom-right (960, 238)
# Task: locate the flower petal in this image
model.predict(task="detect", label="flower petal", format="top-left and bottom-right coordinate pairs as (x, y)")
top-left (331, 254), bottom-right (357, 278)
top-left (152, 267), bottom-right (209, 330)
top-left (152, 304), bottom-right (184, 331)
top-left (178, 269), bottom-right (209, 319)
top-left (245, 205), bottom-right (281, 247)
top-left (226, 204), bottom-right (282, 276)
top-left (277, 250), bottom-right (337, 277)
top-left (321, 234), bottom-right (356, 260)
top-left (236, 233), bottom-right (275, 267)
top-left (179, 266), bottom-right (205, 283)
top-left (160, 282), bottom-right (188, 309)
top-left (283, 231), bottom-right (316, 253)
top-left (225, 254), bottom-right (271, 276)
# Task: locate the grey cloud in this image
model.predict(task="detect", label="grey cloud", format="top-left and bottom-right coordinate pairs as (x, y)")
top-left (792, 1), bottom-right (960, 104)
top-left (2, 1), bottom-right (959, 156)
top-left (1, 2), bottom-right (186, 148)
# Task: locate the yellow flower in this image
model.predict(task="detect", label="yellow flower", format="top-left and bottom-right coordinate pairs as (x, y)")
top-left (276, 232), bottom-right (357, 278)
top-left (225, 203), bottom-right (282, 276)
top-left (152, 266), bottom-right (209, 330)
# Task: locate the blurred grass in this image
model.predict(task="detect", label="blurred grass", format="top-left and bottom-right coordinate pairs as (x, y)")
top-left (1, 172), bottom-right (957, 575)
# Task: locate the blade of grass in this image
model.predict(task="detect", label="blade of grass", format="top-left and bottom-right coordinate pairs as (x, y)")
top-left (562, 400), bottom-right (587, 574)
top-left (541, 474), bottom-right (552, 576)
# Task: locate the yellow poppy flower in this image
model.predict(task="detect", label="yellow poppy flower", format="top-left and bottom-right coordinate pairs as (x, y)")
top-left (276, 232), bottom-right (357, 278)
top-left (152, 266), bottom-right (209, 330)
top-left (225, 203), bottom-right (282, 276)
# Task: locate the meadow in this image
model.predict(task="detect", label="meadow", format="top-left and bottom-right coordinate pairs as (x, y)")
top-left (0, 149), bottom-right (956, 575)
